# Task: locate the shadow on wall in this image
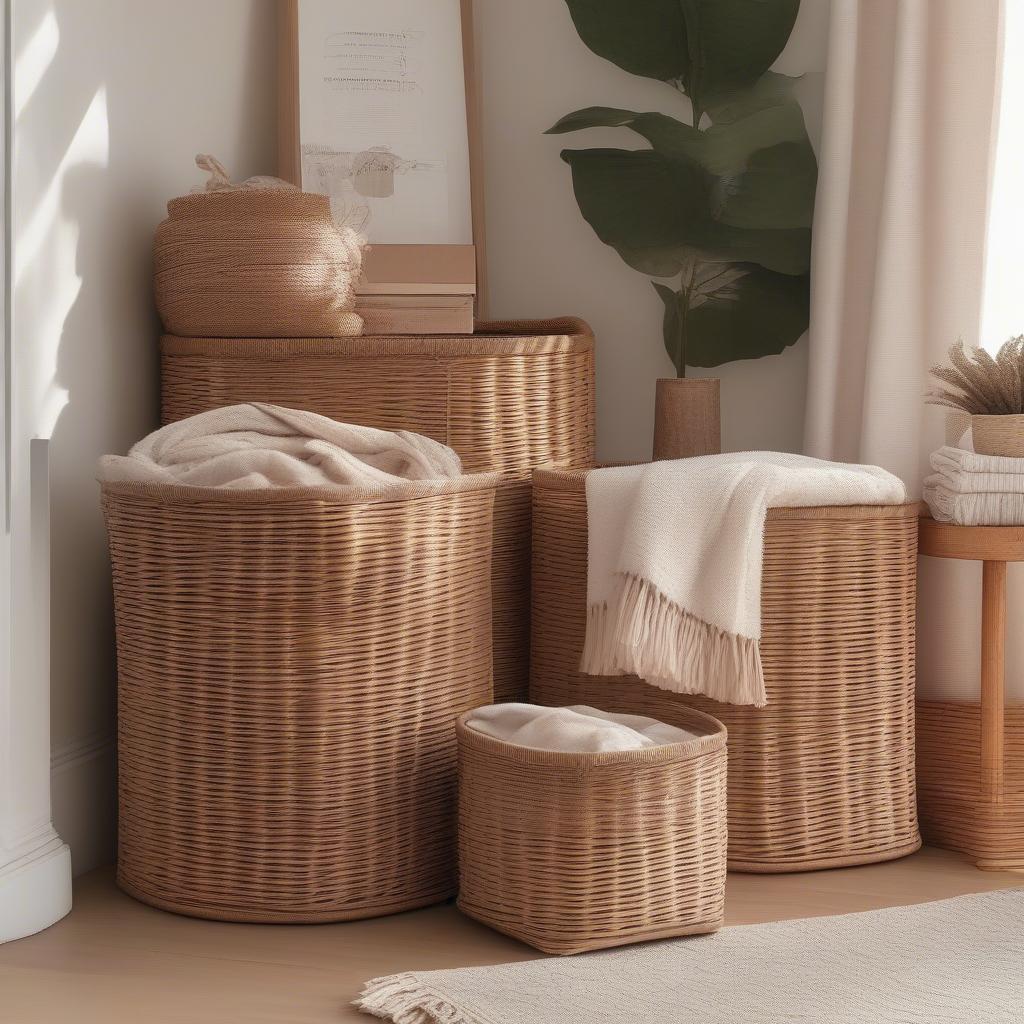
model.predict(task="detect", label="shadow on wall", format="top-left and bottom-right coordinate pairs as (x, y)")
top-left (14, 0), bottom-right (278, 874)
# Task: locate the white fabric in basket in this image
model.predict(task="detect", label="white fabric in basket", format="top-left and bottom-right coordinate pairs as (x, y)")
top-left (463, 703), bottom-right (697, 753)
top-left (98, 403), bottom-right (461, 490)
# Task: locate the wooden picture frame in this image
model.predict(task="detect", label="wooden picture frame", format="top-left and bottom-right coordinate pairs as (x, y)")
top-left (277, 0), bottom-right (487, 313)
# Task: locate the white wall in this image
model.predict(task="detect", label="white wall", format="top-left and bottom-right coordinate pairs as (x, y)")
top-left (3, 0), bottom-right (75, 940)
top-left (12, 0), bottom-right (829, 876)
top-left (476, 0), bottom-right (831, 461)
top-left (13, 0), bottom-right (277, 875)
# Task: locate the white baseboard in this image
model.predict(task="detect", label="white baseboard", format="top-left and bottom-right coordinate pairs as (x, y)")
top-left (51, 731), bottom-right (116, 877)
top-left (0, 839), bottom-right (72, 944)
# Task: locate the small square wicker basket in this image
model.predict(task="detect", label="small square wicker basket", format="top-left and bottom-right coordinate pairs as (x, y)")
top-left (455, 707), bottom-right (728, 955)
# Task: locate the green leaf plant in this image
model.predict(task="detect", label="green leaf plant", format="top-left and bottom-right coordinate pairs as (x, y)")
top-left (547, 0), bottom-right (816, 374)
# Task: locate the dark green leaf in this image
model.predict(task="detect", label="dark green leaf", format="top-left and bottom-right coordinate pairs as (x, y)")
top-left (705, 71), bottom-right (803, 123)
top-left (616, 245), bottom-right (698, 278)
top-left (562, 0), bottom-right (689, 82)
top-left (709, 140), bottom-right (817, 229)
top-left (679, 0), bottom-right (801, 112)
top-left (561, 147), bottom-right (811, 274)
top-left (552, 101), bottom-right (817, 231)
top-left (547, 108), bottom-right (704, 164)
top-left (559, 148), bottom-right (706, 250)
top-left (684, 265), bottom-right (809, 367)
top-left (702, 77), bottom-right (818, 229)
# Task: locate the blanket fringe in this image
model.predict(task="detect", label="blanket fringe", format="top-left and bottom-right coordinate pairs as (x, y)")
top-left (581, 573), bottom-right (767, 707)
top-left (355, 973), bottom-right (479, 1024)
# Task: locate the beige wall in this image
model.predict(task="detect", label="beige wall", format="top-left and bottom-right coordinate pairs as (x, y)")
top-left (14, 0), bottom-right (829, 874)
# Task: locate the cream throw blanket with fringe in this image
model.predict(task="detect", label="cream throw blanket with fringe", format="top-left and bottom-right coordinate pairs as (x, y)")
top-left (98, 403), bottom-right (461, 488)
top-left (582, 452), bottom-right (906, 707)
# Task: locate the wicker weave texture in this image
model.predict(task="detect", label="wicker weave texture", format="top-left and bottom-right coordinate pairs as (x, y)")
top-left (456, 709), bottom-right (727, 954)
top-left (103, 477), bottom-right (496, 922)
top-left (160, 320), bottom-right (596, 703)
top-left (529, 468), bottom-right (922, 873)
top-left (917, 699), bottom-right (1024, 869)
top-left (970, 414), bottom-right (1024, 458)
top-left (154, 190), bottom-right (363, 338)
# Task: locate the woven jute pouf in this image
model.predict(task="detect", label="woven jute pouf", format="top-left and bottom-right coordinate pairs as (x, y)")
top-left (159, 319), bottom-right (597, 703)
top-left (154, 189), bottom-right (364, 338)
top-left (456, 707), bottom-right (727, 954)
top-left (529, 467), bottom-right (922, 873)
top-left (102, 475), bottom-right (497, 922)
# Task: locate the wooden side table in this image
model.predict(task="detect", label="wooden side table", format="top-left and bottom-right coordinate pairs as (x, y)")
top-left (917, 517), bottom-right (1024, 870)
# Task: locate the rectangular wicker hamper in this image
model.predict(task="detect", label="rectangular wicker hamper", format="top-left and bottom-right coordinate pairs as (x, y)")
top-left (455, 707), bottom-right (728, 955)
top-left (159, 318), bottom-right (596, 704)
top-left (102, 475), bottom-right (497, 923)
top-left (529, 467), bottom-right (922, 873)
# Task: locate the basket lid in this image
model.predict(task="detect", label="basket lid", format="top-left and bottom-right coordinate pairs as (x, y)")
top-left (165, 189), bottom-right (333, 222)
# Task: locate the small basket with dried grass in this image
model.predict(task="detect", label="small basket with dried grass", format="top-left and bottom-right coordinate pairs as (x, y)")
top-left (926, 337), bottom-right (1024, 456)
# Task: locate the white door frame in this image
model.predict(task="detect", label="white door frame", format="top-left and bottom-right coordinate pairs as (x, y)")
top-left (0, 0), bottom-right (72, 944)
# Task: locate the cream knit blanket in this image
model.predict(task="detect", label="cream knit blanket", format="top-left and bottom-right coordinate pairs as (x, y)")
top-left (582, 452), bottom-right (906, 707)
top-left (98, 403), bottom-right (462, 489)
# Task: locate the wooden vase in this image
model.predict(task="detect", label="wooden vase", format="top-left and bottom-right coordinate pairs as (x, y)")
top-left (652, 378), bottom-right (722, 460)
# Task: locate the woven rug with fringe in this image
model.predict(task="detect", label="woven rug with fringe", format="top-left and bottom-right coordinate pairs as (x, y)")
top-left (355, 890), bottom-right (1023, 1024)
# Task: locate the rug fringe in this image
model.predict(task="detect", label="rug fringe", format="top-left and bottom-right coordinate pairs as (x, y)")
top-left (355, 972), bottom-right (478, 1024)
top-left (581, 573), bottom-right (767, 707)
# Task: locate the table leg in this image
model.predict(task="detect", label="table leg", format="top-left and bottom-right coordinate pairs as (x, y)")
top-left (980, 560), bottom-right (1006, 804)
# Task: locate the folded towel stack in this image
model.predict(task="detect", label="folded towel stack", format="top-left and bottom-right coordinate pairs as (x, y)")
top-left (924, 446), bottom-right (1024, 525)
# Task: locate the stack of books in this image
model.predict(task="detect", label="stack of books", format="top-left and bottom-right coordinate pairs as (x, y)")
top-left (355, 244), bottom-right (476, 335)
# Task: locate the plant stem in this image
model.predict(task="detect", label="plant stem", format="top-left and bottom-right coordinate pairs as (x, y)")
top-left (677, 263), bottom-right (697, 378)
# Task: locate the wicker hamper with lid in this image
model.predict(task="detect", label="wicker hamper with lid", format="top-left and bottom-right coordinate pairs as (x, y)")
top-left (456, 706), bottom-right (727, 954)
top-left (103, 475), bottom-right (496, 922)
top-left (160, 319), bottom-right (596, 703)
top-left (153, 189), bottom-right (364, 338)
top-left (529, 467), bottom-right (922, 873)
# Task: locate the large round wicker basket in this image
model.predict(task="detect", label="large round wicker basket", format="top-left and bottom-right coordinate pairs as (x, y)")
top-left (159, 319), bottom-right (596, 703)
top-left (456, 707), bottom-right (727, 954)
top-left (102, 475), bottom-right (497, 922)
top-left (529, 467), bottom-right (922, 873)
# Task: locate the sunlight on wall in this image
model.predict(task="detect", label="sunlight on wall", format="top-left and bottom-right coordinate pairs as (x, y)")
top-left (13, 10), bottom-right (57, 121)
top-left (980, 0), bottom-right (1024, 351)
top-left (15, 86), bottom-right (109, 436)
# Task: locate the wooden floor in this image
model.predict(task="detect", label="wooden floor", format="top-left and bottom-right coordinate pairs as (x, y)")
top-left (0, 847), bottom-right (1020, 1024)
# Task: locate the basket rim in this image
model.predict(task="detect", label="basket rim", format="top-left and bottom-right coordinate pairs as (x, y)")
top-left (970, 413), bottom-right (1024, 423)
top-left (99, 471), bottom-right (502, 507)
top-left (159, 318), bottom-right (594, 358)
top-left (164, 189), bottom-right (333, 220)
top-left (532, 464), bottom-right (924, 520)
top-left (455, 706), bottom-right (726, 766)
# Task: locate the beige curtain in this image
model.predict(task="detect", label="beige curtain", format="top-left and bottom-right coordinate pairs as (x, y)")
top-left (804, 0), bottom-right (1004, 491)
top-left (804, 0), bottom-right (1008, 701)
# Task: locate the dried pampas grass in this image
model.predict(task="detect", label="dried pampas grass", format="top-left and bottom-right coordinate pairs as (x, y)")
top-left (926, 337), bottom-right (1024, 415)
